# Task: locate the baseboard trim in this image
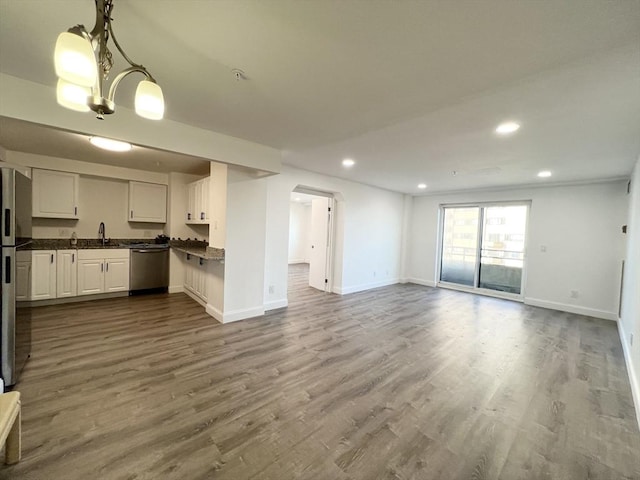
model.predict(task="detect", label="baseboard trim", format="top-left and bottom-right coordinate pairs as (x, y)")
top-left (264, 299), bottom-right (288, 311)
top-left (618, 320), bottom-right (640, 433)
top-left (406, 278), bottom-right (437, 288)
top-left (168, 285), bottom-right (184, 294)
top-left (222, 306), bottom-right (265, 323)
top-left (524, 297), bottom-right (617, 321)
top-left (334, 278), bottom-right (399, 295)
top-left (205, 304), bottom-right (223, 323)
top-left (184, 289), bottom-right (207, 308)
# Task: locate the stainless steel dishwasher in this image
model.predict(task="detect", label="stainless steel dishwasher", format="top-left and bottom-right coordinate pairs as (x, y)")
top-left (129, 244), bottom-right (170, 293)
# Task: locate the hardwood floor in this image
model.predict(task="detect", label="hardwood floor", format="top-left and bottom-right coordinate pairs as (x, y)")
top-left (2, 263), bottom-right (639, 479)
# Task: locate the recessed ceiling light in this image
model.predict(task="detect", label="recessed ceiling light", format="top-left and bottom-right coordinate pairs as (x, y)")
top-left (342, 158), bottom-right (355, 167)
top-left (418, 183), bottom-right (427, 189)
top-left (89, 136), bottom-right (132, 152)
top-left (537, 170), bottom-right (552, 178)
top-left (495, 122), bottom-right (520, 135)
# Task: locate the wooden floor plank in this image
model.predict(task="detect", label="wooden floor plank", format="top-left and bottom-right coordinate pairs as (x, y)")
top-left (1, 263), bottom-right (639, 479)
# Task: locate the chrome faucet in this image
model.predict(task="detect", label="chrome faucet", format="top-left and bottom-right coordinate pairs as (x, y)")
top-left (98, 222), bottom-right (106, 246)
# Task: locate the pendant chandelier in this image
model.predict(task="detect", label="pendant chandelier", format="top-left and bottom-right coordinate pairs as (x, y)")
top-left (54, 0), bottom-right (164, 120)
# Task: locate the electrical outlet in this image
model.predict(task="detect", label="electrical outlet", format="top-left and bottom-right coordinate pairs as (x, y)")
top-left (570, 290), bottom-right (579, 299)
top-left (540, 245), bottom-right (547, 253)
top-left (268, 285), bottom-right (275, 294)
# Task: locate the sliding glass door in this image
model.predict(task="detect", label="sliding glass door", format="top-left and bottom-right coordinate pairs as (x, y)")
top-left (439, 203), bottom-right (528, 297)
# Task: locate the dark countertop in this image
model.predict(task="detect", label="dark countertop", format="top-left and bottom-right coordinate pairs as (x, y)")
top-left (171, 245), bottom-right (225, 261)
top-left (170, 240), bottom-right (224, 261)
top-left (29, 238), bottom-right (156, 250)
top-left (27, 238), bottom-right (225, 261)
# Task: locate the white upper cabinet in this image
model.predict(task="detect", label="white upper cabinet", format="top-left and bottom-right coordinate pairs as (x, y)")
top-left (32, 169), bottom-right (79, 219)
top-left (128, 181), bottom-right (167, 223)
top-left (186, 177), bottom-right (210, 224)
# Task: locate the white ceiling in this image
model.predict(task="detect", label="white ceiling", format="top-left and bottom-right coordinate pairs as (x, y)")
top-left (0, 117), bottom-right (211, 175)
top-left (0, 1), bottom-right (639, 193)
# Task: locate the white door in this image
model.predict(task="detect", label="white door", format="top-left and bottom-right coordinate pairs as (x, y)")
top-left (309, 197), bottom-right (330, 291)
top-left (78, 259), bottom-right (104, 295)
top-left (104, 258), bottom-right (130, 292)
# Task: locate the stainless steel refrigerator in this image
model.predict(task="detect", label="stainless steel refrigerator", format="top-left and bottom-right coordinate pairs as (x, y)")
top-left (1, 167), bottom-right (32, 389)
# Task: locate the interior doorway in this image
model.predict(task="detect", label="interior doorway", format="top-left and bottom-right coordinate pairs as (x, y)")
top-left (288, 187), bottom-right (335, 293)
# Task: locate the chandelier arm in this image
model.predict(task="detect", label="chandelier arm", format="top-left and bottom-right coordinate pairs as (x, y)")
top-left (106, 67), bottom-right (152, 103)
top-left (106, 4), bottom-right (148, 72)
top-left (88, 0), bottom-right (107, 39)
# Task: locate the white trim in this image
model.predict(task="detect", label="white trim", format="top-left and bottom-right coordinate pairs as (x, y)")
top-left (222, 306), bottom-right (265, 323)
top-left (439, 281), bottom-right (524, 302)
top-left (524, 297), bottom-right (617, 321)
top-left (205, 304), bottom-right (223, 323)
top-left (334, 278), bottom-right (399, 295)
top-left (618, 320), bottom-right (640, 433)
top-left (287, 259), bottom-right (307, 265)
top-left (169, 285), bottom-right (184, 294)
top-left (416, 177), bottom-right (628, 197)
top-left (406, 278), bottom-right (436, 287)
top-left (184, 289), bottom-right (206, 308)
top-left (264, 298), bottom-right (288, 311)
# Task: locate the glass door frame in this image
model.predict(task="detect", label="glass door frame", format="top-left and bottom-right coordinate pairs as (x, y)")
top-left (436, 200), bottom-right (531, 302)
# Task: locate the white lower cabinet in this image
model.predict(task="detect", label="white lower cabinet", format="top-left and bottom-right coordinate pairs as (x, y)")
top-left (56, 250), bottom-right (78, 298)
top-left (31, 250), bottom-right (56, 300)
top-left (77, 249), bottom-right (130, 296)
top-left (184, 254), bottom-right (207, 302)
top-left (16, 251), bottom-right (31, 301)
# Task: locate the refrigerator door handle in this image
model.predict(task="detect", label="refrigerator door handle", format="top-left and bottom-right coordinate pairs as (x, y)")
top-left (4, 209), bottom-right (10, 237)
top-left (4, 255), bottom-right (10, 283)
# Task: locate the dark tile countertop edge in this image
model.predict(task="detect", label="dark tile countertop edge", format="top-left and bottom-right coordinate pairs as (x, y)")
top-left (26, 238), bottom-right (224, 261)
top-left (171, 245), bottom-right (225, 261)
top-left (29, 238), bottom-right (154, 250)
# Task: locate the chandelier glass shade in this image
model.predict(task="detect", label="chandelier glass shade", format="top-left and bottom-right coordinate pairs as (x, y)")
top-left (54, 0), bottom-right (164, 120)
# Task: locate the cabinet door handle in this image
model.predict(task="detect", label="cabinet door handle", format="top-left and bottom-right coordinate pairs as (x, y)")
top-left (200, 212), bottom-right (204, 220)
top-left (72, 253), bottom-right (75, 263)
top-left (187, 213), bottom-right (191, 220)
top-left (101, 263), bottom-right (104, 272)
top-left (74, 206), bottom-right (78, 216)
top-left (50, 254), bottom-right (54, 263)
top-left (130, 210), bottom-right (133, 219)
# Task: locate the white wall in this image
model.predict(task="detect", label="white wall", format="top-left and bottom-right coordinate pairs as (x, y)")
top-left (1, 73), bottom-right (282, 174)
top-left (407, 180), bottom-right (628, 320)
top-left (288, 202), bottom-right (311, 263)
top-left (264, 165), bottom-right (406, 309)
top-left (620, 157), bottom-right (640, 427)
top-left (209, 162), bottom-right (228, 249)
top-left (215, 169), bottom-right (268, 322)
